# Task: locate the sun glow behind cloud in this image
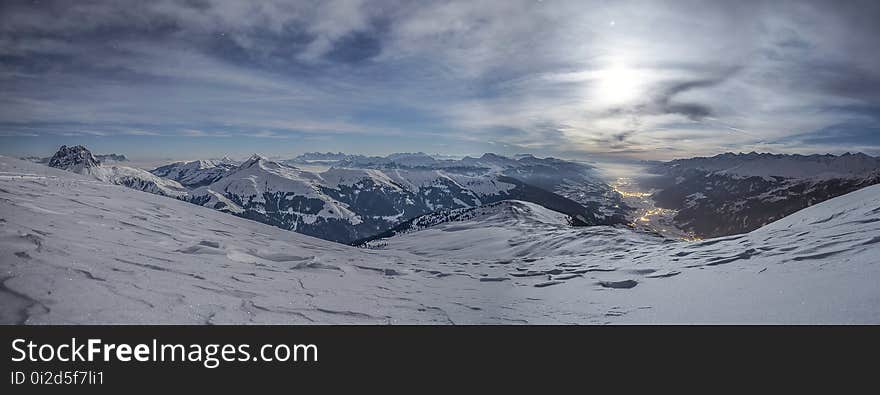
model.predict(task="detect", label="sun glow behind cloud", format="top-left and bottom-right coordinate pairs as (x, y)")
top-left (592, 59), bottom-right (646, 107)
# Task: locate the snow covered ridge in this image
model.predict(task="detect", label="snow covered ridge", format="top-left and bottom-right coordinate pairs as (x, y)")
top-left (2, 154), bottom-right (879, 324)
top-left (646, 152), bottom-right (880, 239)
top-left (151, 159), bottom-right (237, 188)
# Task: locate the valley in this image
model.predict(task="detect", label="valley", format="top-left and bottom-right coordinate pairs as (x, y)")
top-left (609, 177), bottom-right (697, 240)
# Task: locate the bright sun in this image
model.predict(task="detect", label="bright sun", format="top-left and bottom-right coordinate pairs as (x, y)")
top-left (594, 62), bottom-right (644, 105)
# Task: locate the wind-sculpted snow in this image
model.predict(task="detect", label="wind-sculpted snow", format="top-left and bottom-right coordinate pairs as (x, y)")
top-left (2, 155), bottom-right (879, 324)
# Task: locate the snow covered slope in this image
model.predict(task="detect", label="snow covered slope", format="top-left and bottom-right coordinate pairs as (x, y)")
top-left (2, 155), bottom-right (879, 324)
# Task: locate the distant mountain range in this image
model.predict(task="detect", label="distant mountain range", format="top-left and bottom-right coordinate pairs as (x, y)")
top-left (644, 152), bottom-right (880, 238)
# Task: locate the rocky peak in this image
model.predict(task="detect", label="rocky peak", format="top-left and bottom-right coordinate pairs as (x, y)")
top-left (48, 145), bottom-right (101, 171)
top-left (240, 154), bottom-right (267, 167)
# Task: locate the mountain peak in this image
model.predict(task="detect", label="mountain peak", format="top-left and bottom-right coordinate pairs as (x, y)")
top-left (242, 154), bottom-right (268, 166)
top-left (239, 154), bottom-right (289, 172)
top-left (48, 145), bottom-right (101, 171)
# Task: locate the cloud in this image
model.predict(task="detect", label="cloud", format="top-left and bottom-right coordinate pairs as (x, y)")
top-left (1, 0), bottom-right (880, 160)
top-left (647, 72), bottom-right (741, 120)
top-left (121, 129), bottom-right (160, 136)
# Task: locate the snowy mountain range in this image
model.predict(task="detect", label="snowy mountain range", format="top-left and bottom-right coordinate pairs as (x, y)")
top-left (179, 153), bottom-right (624, 243)
top-left (30, 145), bottom-right (880, 248)
top-left (645, 152), bottom-right (880, 238)
top-left (2, 154), bottom-right (878, 324)
top-left (138, 148), bottom-right (625, 243)
top-left (34, 145), bottom-right (627, 244)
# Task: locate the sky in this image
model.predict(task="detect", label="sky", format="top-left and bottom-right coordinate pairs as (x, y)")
top-left (1, 0), bottom-right (880, 161)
